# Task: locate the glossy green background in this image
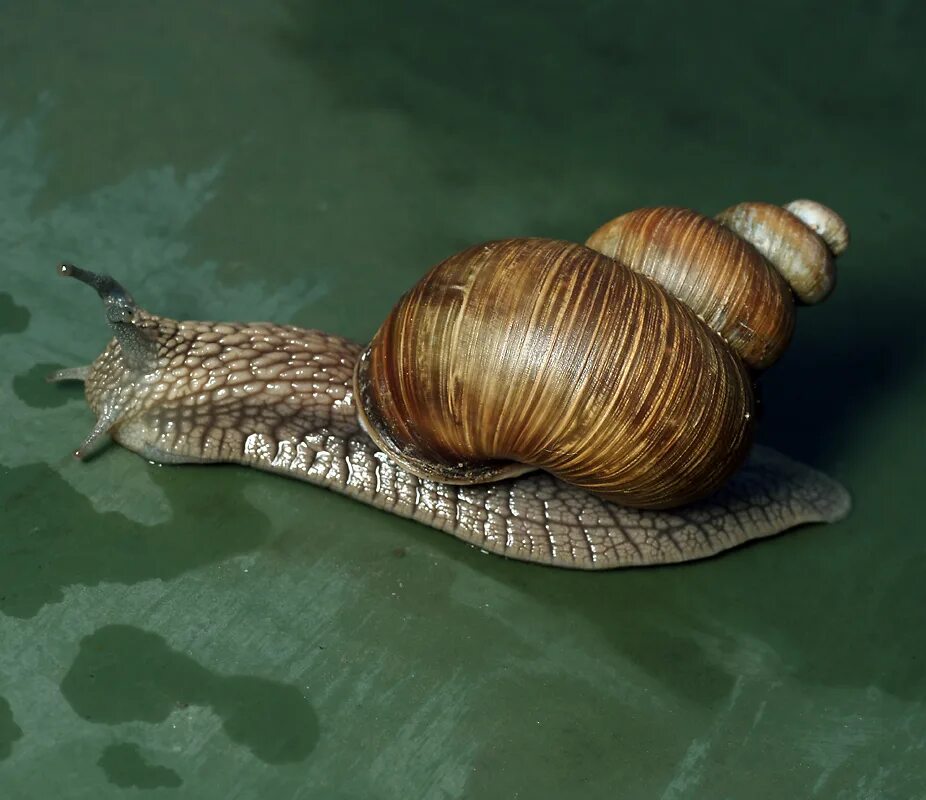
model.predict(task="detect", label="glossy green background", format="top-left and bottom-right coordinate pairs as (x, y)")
top-left (1, 1), bottom-right (923, 797)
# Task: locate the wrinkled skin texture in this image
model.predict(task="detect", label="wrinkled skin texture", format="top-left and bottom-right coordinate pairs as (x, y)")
top-left (56, 301), bottom-right (850, 570)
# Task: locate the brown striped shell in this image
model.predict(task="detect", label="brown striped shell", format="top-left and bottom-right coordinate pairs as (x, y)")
top-left (354, 201), bottom-right (847, 510)
top-left (585, 207), bottom-right (795, 369)
top-left (355, 238), bottom-right (755, 509)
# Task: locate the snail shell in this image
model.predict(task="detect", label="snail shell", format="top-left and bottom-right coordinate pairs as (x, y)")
top-left (355, 238), bottom-right (754, 510)
top-left (356, 201), bottom-right (848, 509)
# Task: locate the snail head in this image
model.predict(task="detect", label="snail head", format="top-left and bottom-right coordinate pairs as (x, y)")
top-left (51, 263), bottom-right (168, 460)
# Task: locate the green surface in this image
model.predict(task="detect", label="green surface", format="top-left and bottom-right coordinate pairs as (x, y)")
top-left (1, 1), bottom-right (923, 797)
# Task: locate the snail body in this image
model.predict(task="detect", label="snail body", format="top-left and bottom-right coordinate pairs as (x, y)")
top-left (50, 199), bottom-right (851, 570)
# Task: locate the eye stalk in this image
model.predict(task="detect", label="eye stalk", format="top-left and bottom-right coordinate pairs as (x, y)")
top-left (58, 262), bottom-right (136, 306)
top-left (58, 262), bottom-right (157, 372)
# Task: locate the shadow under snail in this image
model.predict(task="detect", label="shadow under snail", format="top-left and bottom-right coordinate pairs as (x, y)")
top-left (51, 199), bottom-right (851, 569)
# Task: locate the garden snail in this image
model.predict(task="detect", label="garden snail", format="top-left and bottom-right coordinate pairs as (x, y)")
top-left (50, 200), bottom-right (851, 569)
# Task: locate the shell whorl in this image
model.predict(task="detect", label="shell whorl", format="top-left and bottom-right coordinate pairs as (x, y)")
top-left (586, 199), bottom-right (848, 362)
top-left (784, 199), bottom-right (849, 257)
top-left (585, 207), bottom-right (795, 369)
top-left (716, 200), bottom-right (845, 305)
top-left (355, 238), bottom-right (754, 510)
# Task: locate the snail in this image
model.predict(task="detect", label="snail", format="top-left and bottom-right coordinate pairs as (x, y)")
top-left (50, 200), bottom-right (851, 569)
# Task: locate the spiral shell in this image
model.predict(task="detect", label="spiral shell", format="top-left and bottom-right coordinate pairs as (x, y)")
top-left (355, 238), bottom-right (754, 509)
top-left (585, 207), bottom-right (795, 369)
top-left (716, 201), bottom-right (844, 304)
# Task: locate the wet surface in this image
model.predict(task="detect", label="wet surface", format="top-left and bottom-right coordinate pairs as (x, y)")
top-left (97, 743), bottom-right (182, 790)
top-left (0, 1), bottom-right (924, 798)
top-left (0, 697), bottom-right (23, 762)
top-left (63, 625), bottom-right (319, 764)
top-left (13, 362), bottom-right (71, 408)
top-left (0, 293), bottom-right (29, 336)
top-left (0, 463), bottom-right (269, 619)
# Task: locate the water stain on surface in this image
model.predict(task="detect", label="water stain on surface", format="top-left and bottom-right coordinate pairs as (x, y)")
top-left (97, 742), bottom-right (182, 790)
top-left (0, 695), bottom-right (23, 760)
top-left (12, 362), bottom-right (74, 408)
top-left (61, 625), bottom-right (319, 764)
top-left (0, 292), bottom-right (29, 336)
top-left (0, 462), bottom-right (270, 619)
